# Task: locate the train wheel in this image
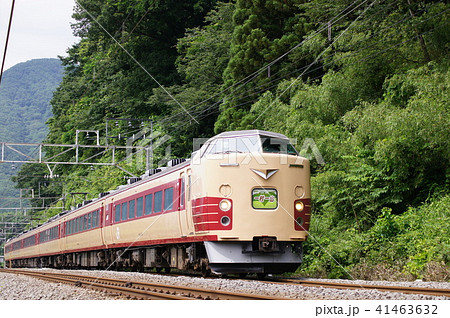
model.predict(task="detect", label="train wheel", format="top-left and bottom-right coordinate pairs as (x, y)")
top-left (200, 259), bottom-right (211, 278)
top-left (201, 267), bottom-right (211, 278)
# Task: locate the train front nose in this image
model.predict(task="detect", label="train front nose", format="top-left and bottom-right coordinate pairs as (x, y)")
top-left (200, 155), bottom-right (309, 275)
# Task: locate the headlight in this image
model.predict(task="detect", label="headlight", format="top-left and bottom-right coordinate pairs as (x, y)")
top-left (296, 217), bottom-right (304, 226)
top-left (219, 199), bottom-right (232, 212)
top-left (220, 216), bottom-right (231, 226)
top-left (295, 201), bottom-right (304, 212)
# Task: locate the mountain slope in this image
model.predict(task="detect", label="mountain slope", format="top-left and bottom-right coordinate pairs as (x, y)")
top-left (0, 58), bottom-right (64, 207)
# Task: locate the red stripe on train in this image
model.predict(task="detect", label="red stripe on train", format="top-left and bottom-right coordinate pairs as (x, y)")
top-left (192, 197), bottom-right (232, 231)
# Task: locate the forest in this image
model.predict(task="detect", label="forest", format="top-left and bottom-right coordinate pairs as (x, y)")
top-left (0, 58), bottom-right (63, 208)
top-left (13, 0), bottom-right (449, 280)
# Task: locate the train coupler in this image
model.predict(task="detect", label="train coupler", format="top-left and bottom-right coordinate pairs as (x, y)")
top-left (241, 236), bottom-right (283, 254)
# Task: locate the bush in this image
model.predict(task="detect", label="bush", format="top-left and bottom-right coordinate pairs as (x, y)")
top-left (297, 195), bottom-right (450, 281)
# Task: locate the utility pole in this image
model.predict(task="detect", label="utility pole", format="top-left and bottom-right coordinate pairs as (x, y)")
top-left (406, 0), bottom-right (431, 62)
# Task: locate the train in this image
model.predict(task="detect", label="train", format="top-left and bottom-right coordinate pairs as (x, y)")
top-left (4, 130), bottom-right (311, 277)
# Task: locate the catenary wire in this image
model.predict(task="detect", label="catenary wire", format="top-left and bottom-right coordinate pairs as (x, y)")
top-left (160, 20), bottom-right (448, 137)
top-left (156, 0), bottom-right (404, 125)
top-left (0, 0), bottom-right (15, 89)
top-left (169, 4), bottom-right (447, 127)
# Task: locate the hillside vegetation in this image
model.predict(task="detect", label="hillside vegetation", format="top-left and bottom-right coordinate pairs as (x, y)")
top-left (14, 0), bottom-right (449, 280)
top-left (0, 59), bottom-right (63, 208)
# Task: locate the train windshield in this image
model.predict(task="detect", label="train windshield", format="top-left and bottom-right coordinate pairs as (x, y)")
top-left (206, 136), bottom-right (260, 154)
top-left (204, 135), bottom-right (298, 155)
top-left (260, 136), bottom-right (298, 155)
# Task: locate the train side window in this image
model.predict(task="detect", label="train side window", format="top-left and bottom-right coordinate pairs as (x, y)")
top-left (93, 210), bottom-right (98, 228)
top-left (129, 199), bottom-right (135, 219)
top-left (188, 175), bottom-right (191, 201)
top-left (145, 194), bottom-right (153, 215)
top-left (154, 191), bottom-right (163, 213)
top-left (121, 202), bottom-right (128, 220)
top-left (180, 178), bottom-right (185, 207)
top-left (88, 213), bottom-right (92, 229)
top-left (115, 205), bottom-right (121, 222)
top-left (95, 210), bottom-right (99, 227)
top-left (136, 197), bottom-right (143, 217)
top-left (83, 215), bottom-right (88, 231)
top-left (164, 187), bottom-right (174, 211)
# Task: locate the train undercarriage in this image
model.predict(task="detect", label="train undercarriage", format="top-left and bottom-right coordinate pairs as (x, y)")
top-left (7, 239), bottom-right (303, 277)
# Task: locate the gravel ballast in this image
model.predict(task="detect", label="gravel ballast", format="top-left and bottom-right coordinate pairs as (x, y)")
top-left (0, 272), bottom-right (125, 300)
top-left (1, 269), bottom-right (448, 300)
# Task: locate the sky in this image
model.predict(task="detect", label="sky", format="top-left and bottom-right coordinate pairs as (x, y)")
top-left (0, 0), bottom-right (79, 71)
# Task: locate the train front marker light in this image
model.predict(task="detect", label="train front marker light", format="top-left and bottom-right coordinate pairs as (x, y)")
top-left (220, 216), bottom-right (231, 226)
top-left (295, 201), bottom-right (304, 212)
top-left (219, 199), bottom-right (232, 212)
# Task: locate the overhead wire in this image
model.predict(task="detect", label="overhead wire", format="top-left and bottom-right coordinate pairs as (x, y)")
top-left (66, 0), bottom-right (444, 156)
top-left (54, 0), bottom-right (376, 141)
top-left (162, 19), bottom-right (449, 137)
top-left (0, 0), bottom-right (15, 89)
top-left (154, 0), bottom-right (381, 127)
top-left (189, 4), bottom-right (446, 121)
top-left (170, 0), bottom-right (371, 118)
top-left (140, 0), bottom-right (376, 129)
top-left (255, 0), bottom-right (378, 123)
top-left (9, 0), bottom-right (444, 180)
top-left (74, 0), bottom-right (198, 124)
top-left (166, 1), bottom-right (446, 128)
top-left (68, 0), bottom-right (159, 123)
top-left (154, 0), bottom-right (408, 128)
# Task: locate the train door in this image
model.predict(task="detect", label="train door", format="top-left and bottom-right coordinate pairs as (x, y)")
top-left (102, 202), bottom-right (113, 247)
top-left (178, 171), bottom-right (193, 237)
top-left (59, 222), bottom-right (66, 253)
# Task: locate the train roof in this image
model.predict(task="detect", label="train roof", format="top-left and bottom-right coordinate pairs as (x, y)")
top-left (209, 130), bottom-right (289, 142)
top-left (5, 130), bottom-right (288, 245)
top-left (6, 158), bottom-right (190, 244)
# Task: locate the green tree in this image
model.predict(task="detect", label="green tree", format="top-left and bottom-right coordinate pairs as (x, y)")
top-left (215, 0), bottom-right (311, 132)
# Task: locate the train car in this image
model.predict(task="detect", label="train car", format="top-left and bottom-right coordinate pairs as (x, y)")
top-left (4, 130), bottom-right (311, 277)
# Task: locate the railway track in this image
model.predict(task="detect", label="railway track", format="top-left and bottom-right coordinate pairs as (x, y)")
top-left (273, 278), bottom-right (450, 298)
top-left (2, 268), bottom-right (448, 299)
top-left (165, 272), bottom-right (450, 298)
top-left (0, 268), bottom-right (287, 300)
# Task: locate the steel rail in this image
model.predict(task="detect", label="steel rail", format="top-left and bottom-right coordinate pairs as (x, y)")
top-left (273, 278), bottom-right (450, 298)
top-left (0, 269), bottom-right (288, 300)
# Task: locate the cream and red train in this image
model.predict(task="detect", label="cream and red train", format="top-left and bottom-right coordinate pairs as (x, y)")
top-left (4, 130), bottom-right (311, 276)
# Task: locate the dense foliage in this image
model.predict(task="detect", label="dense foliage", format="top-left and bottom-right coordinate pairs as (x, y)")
top-left (0, 59), bottom-right (63, 208)
top-left (12, 0), bottom-right (449, 279)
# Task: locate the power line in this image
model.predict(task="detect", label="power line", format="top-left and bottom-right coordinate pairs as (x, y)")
top-left (0, 0), bottom-right (15, 89)
top-left (154, 0), bottom-right (403, 127)
top-left (74, 0), bottom-right (199, 124)
top-left (170, 0), bottom-right (372, 120)
top-left (163, 19), bottom-right (449, 136)
top-left (170, 1), bottom-right (446, 127)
